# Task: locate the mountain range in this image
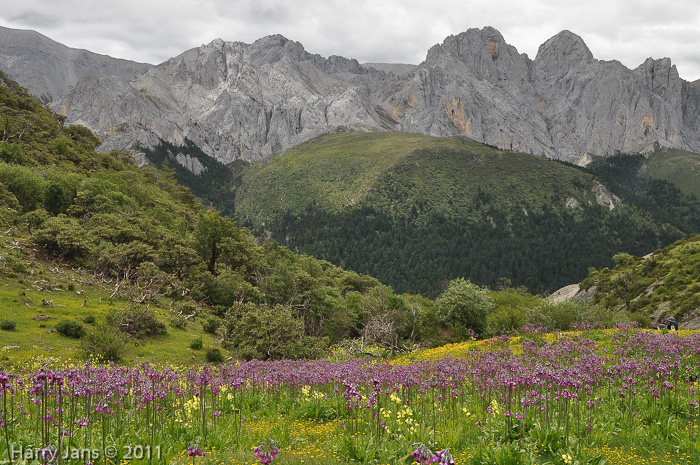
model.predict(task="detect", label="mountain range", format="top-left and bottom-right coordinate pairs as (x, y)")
top-left (2, 25), bottom-right (700, 165)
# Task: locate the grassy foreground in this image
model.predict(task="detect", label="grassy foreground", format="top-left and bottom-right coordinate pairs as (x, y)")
top-left (2, 328), bottom-right (700, 465)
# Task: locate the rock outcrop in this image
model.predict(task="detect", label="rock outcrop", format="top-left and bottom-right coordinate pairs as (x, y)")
top-left (2, 25), bottom-right (700, 165)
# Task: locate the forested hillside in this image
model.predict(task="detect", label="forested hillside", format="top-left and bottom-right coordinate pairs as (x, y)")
top-left (234, 132), bottom-right (688, 297)
top-left (586, 152), bottom-right (700, 233)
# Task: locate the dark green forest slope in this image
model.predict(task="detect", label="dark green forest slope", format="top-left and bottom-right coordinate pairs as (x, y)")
top-left (233, 132), bottom-right (693, 297)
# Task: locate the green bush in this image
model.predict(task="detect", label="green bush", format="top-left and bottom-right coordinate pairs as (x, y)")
top-left (55, 320), bottom-right (85, 338)
top-left (81, 325), bottom-right (127, 362)
top-left (169, 301), bottom-right (198, 329)
top-left (1, 320), bottom-right (16, 331)
top-left (222, 302), bottom-right (324, 360)
top-left (206, 348), bottom-right (224, 364)
top-left (487, 306), bottom-right (528, 336)
top-left (189, 337), bottom-right (203, 350)
top-left (527, 300), bottom-right (623, 331)
top-left (168, 312), bottom-right (188, 329)
top-left (202, 317), bottom-right (221, 334)
top-left (32, 215), bottom-right (95, 259)
top-left (434, 278), bottom-right (494, 338)
top-left (107, 307), bottom-right (167, 339)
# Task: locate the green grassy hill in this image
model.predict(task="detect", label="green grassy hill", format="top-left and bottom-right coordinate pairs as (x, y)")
top-left (238, 132), bottom-right (598, 223)
top-left (234, 132), bottom-right (687, 297)
top-left (642, 148), bottom-right (700, 198)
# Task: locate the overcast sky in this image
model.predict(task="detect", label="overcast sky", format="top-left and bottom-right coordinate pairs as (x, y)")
top-left (2, 0), bottom-right (699, 81)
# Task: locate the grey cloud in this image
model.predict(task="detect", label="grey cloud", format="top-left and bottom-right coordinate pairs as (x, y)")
top-left (7, 11), bottom-right (60, 28)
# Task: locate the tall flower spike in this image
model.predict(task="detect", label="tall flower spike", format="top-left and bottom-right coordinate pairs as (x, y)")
top-left (411, 443), bottom-right (437, 464)
top-left (437, 448), bottom-right (455, 465)
top-left (254, 438), bottom-right (280, 464)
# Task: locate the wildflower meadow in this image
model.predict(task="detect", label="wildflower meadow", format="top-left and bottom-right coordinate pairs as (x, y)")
top-left (2, 328), bottom-right (700, 464)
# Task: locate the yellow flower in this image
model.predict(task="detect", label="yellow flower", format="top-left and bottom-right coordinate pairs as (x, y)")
top-left (490, 399), bottom-right (501, 416)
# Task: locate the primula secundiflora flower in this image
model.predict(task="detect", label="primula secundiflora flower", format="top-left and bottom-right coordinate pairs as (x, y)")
top-left (254, 438), bottom-right (280, 464)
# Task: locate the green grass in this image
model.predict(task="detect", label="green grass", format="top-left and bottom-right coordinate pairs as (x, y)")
top-left (642, 148), bottom-right (700, 198)
top-left (0, 232), bottom-right (218, 367)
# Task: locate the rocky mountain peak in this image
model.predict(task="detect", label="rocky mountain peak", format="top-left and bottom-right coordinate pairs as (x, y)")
top-left (426, 26), bottom-right (507, 64)
top-left (424, 26), bottom-right (529, 84)
top-left (534, 30), bottom-right (593, 76)
top-left (320, 55), bottom-right (365, 74)
top-left (249, 34), bottom-right (308, 66)
top-left (634, 57), bottom-right (680, 96)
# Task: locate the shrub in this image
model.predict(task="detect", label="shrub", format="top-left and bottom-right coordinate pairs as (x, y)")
top-left (55, 320), bottom-right (85, 338)
top-left (527, 300), bottom-right (623, 331)
top-left (434, 278), bottom-right (494, 338)
top-left (202, 317), bottom-right (221, 334)
top-left (107, 307), bottom-right (167, 338)
top-left (629, 313), bottom-right (651, 328)
top-left (168, 300), bottom-right (198, 329)
top-left (81, 325), bottom-right (127, 362)
top-left (168, 312), bottom-right (188, 329)
top-left (4, 255), bottom-right (27, 274)
top-left (190, 337), bottom-right (203, 350)
top-left (32, 215), bottom-right (95, 259)
top-left (222, 302), bottom-right (324, 360)
top-left (83, 315), bottom-right (96, 325)
top-left (1, 320), bottom-right (16, 331)
top-left (206, 348), bottom-right (224, 364)
top-left (487, 306), bottom-right (528, 336)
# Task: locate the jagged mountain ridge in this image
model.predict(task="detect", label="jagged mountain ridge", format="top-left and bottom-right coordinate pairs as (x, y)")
top-left (0, 25), bottom-right (152, 104)
top-left (2, 25), bottom-right (700, 164)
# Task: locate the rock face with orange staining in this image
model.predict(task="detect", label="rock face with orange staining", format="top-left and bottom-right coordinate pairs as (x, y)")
top-left (388, 27), bottom-right (699, 161)
top-left (3, 25), bottom-right (700, 165)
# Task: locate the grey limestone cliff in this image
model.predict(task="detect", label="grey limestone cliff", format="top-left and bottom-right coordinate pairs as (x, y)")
top-left (387, 28), bottom-right (698, 162)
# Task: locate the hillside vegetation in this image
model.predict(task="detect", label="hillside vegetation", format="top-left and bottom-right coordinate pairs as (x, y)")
top-left (586, 152), bottom-right (700, 233)
top-left (581, 235), bottom-right (700, 324)
top-left (234, 132), bottom-right (686, 296)
top-left (0, 71), bottom-right (437, 362)
top-left (139, 138), bottom-right (245, 215)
